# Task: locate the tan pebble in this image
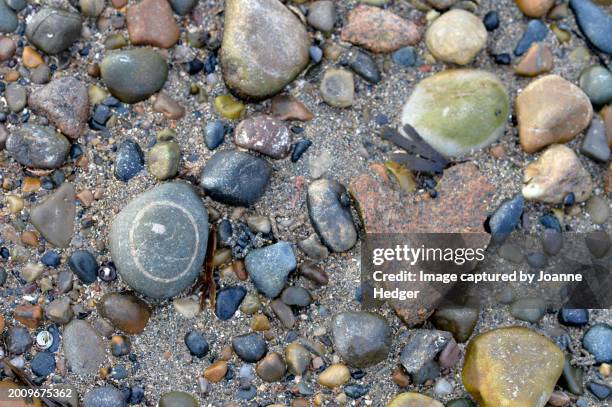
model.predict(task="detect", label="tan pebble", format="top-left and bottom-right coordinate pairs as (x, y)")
top-left (6, 195), bottom-right (24, 214)
top-left (126, 0), bottom-right (180, 48)
top-left (523, 144), bottom-right (593, 204)
top-left (392, 366), bottom-right (411, 387)
top-left (547, 390), bottom-right (571, 406)
top-left (490, 144), bottom-right (506, 159)
top-left (313, 393), bottom-right (324, 406)
top-left (20, 231), bottom-right (38, 247)
top-left (251, 314), bottom-right (271, 331)
top-left (77, 189), bottom-right (95, 207)
top-left (5, 70), bottom-right (20, 82)
top-left (369, 163), bottom-right (390, 183)
top-left (323, 43), bottom-right (344, 61)
top-left (220, 345), bottom-right (233, 361)
top-left (112, 0), bottom-right (127, 8)
top-left (292, 398), bottom-right (308, 407)
top-left (517, 75), bottom-right (593, 153)
top-left (22, 46), bottom-right (44, 69)
top-left (76, 155), bottom-right (89, 168)
top-left (0, 314), bottom-right (4, 332)
top-left (514, 42), bottom-right (554, 77)
top-left (22, 177), bottom-right (41, 193)
top-left (318, 364), bottom-right (350, 388)
top-left (153, 92), bottom-right (185, 120)
top-left (600, 363), bottom-right (611, 377)
top-left (203, 360), bottom-right (228, 383)
top-left (515, 0), bottom-right (555, 17)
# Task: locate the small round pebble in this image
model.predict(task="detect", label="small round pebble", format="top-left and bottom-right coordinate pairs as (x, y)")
top-left (184, 331), bottom-right (210, 358)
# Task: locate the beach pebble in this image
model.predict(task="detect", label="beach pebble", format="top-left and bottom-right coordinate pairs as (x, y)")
top-left (6, 124), bottom-right (70, 169)
top-left (583, 324), bottom-right (612, 363)
top-left (30, 183), bottom-right (76, 248)
top-left (158, 392), bottom-right (197, 407)
top-left (232, 333), bottom-right (268, 363)
top-left (579, 65), bottom-right (612, 106)
top-left (83, 386), bottom-right (126, 407)
top-left (26, 8), bottom-right (82, 54)
top-left (221, 0), bottom-right (310, 100)
top-left (148, 138), bottom-right (181, 180)
top-left (0, 0), bottom-right (18, 33)
top-left (234, 116), bottom-right (292, 159)
top-left (320, 69), bottom-right (355, 108)
top-left (570, 0), bottom-right (612, 55)
top-left (216, 286), bottom-right (247, 320)
top-left (127, 0), bottom-right (180, 48)
top-left (426, 9), bottom-right (487, 65)
top-left (307, 1), bottom-right (336, 32)
top-left (109, 182), bottom-right (209, 299)
top-left (514, 43), bottom-right (554, 77)
top-left (184, 331), bottom-right (210, 358)
top-left (517, 75), bottom-right (592, 153)
top-left (581, 117), bottom-right (610, 162)
top-left (114, 139), bottom-right (144, 182)
top-left (256, 352), bottom-right (287, 382)
top-left (169, 0), bottom-right (198, 15)
top-left (401, 70), bottom-right (509, 157)
top-left (331, 312), bottom-right (391, 367)
top-left (200, 150), bottom-right (272, 206)
top-left (522, 144), bottom-right (593, 204)
top-left (515, 0), bottom-right (555, 17)
top-left (97, 293), bottom-right (151, 334)
top-left (318, 364), bottom-right (350, 388)
top-left (387, 392), bottom-right (444, 407)
top-left (245, 242), bottom-right (296, 298)
top-left (63, 320), bottom-right (106, 377)
top-left (68, 250), bottom-right (98, 284)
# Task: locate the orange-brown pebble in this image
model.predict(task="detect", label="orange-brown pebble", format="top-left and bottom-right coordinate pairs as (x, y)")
top-left (0, 314), bottom-right (5, 332)
top-left (5, 70), bottom-right (21, 82)
top-left (369, 163), bottom-right (390, 183)
top-left (87, 63), bottom-right (101, 77)
top-left (392, 366), bottom-right (411, 387)
top-left (20, 231), bottom-right (38, 247)
top-left (232, 260), bottom-right (247, 281)
top-left (490, 144), bottom-right (506, 159)
top-left (22, 176), bottom-right (41, 193)
top-left (14, 304), bottom-right (43, 329)
top-left (220, 345), bottom-right (233, 361)
top-left (514, 43), bottom-right (554, 77)
top-left (602, 105), bottom-right (612, 148)
top-left (203, 360), bottom-right (228, 383)
top-left (292, 398), bottom-right (309, 407)
top-left (515, 0), bottom-right (555, 17)
top-left (77, 189), bottom-right (95, 207)
top-left (251, 314), bottom-right (271, 331)
top-left (22, 46), bottom-right (44, 69)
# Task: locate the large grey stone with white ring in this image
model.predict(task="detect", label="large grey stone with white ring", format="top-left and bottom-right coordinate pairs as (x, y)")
top-left (109, 182), bottom-right (208, 299)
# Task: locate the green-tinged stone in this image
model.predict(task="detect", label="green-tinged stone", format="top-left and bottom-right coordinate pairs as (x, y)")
top-left (220, 0), bottom-right (310, 100)
top-left (387, 392), bottom-right (444, 407)
top-left (158, 391), bottom-right (198, 407)
top-left (509, 298), bottom-right (547, 323)
top-left (463, 327), bottom-right (564, 407)
top-left (401, 70), bottom-right (509, 157)
top-left (148, 139), bottom-right (180, 180)
top-left (100, 49), bottom-right (168, 103)
top-left (558, 354), bottom-right (584, 395)
top-left (579, 65), bottom-right (612, 106)
top-left (105, 34), bottom-right (127, 50)
top-left (432, 303), bottom-right (479, 342)
top-left (214, 95), bottom-right (245, 120)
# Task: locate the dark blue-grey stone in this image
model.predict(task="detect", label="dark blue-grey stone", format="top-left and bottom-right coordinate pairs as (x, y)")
top-left (216, 286), bottom-right (247, 320)
top-left (307, 179), bottom-right (357, 253)
top-left (514, 20), bottom-right (548, 56)
top-left (109, 182), bottom-right (209, 299)
top-left (184, 331), bottom-right (209, 358)
top-left (114, 139), bottom-right (144, 182)
top-left (6, 326), bottom-right (33, 354)
top-left (583, 323), bottom-right (612, 363)
top-left (204, 120), bottom-right (225, 150)
top-left (580, 117), bottom-right (610, 162)
top-left (291, 139), bottom-right (312, 162)
top-left (101, 49), bottom-right (168, 103)
top-left (0, 268), bottom-right (6, 286)
top-left (83, 386), bottom-right (127, 407)
top-left (309, 46), bottom-right (323, 63)
top-left (280, 286), bottom-right (312, 307)
top-left (168, 0), bottom-right (198, 15)
top-left (510, 297), bottom-right (547, 323)
top-left (42, 251), bottom-right (61, 267)
top-left (0, 0), bottom-right (18, 33)
top-left (400, 329), bottom-right (452, 384)
top-left (31, 352), bottom-right (56, 377)
top-left (558, 308), bottom-right (589, 327)
top-left (232, 333), bottom-right (268, 363)
top-left (483, 11), bottom-right (499, 31)
top-left (588, 382), bottom-right (612, 400)
top-left (488, 194), bottom-right (524, 244)
top-left (570, 0), bottom-right (612, 55)
top-left (349, 51), bottom-right (381, 84)
top-left (6, 125), bottom-right (70, 169)
top-left (331, 312), bottom-right (391, 368)
top-left (245, 242), bottom-right (296, 298)
top-left (5, 0), bottom-right (25, 11)
top-left (26, 8), bottom-right (82, 54)
top-left (68, 250), bottom-right (98, 284)
top-left (526, 252), bottom-right (546, 269)
top-left (200, 150), bottom-right (272, 207)
top-left (344, 384), bottom-right (370, 399)
top-left (392, 47), bottom-right (417, 67)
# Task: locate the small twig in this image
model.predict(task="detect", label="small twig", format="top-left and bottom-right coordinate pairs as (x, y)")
top-left (191, 226), bottom-right (217, 310)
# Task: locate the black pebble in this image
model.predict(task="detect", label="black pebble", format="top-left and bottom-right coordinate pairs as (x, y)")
top-left (114, 139), bottom-right (144, 182)
top-left (31, 352), bottom-right (56, 377)
top-left (483, 11), bottom-right (500, 31)
top-left (494, 53), bottom-right (512, 65)
top-left (291, 139), bottom-right (312, 162)
top-left (588, 382), bottom-right (612, 400)
top-left (232, 333), bottom-right (267, 363)
top-left (217, 219), bottom-right (233, 246)
top-left (204, 120), bottom-right (225, 150)
top-left (0, 268), bottom-right (6, 286)
top-left (68, 250), bottom-right (99, 284)
top-left (349, 51), bottom-right (381, 84)
top-left (184, 331), bottom-right (210, 358)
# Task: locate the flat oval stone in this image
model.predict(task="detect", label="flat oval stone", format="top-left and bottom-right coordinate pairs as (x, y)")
top-left (387, 393), bottom-right (444, 407)
top-left (63, 320), bottom-right (106, 377)
top-left (101, 49), bottom-right (168, 103)
top-left (6, 124), bottom-right (70, 169)
top-left (331, 312), bottom-right (391, 368)
top-left (579, 65), bottom-right (612, 106)
top-left (401, 70), bottom-right (509, 157)
top-left (463, 327), bottom-right (564, 407)
top-left (514, 19), bottom-right (548, 56)
top-left (426, 9), bottom-right (487, 65)
top-left (26, 8), bottom-right (82, 54)
top-left (0, 0), bottom-right (18, 33)
top-left (488, 194), bottom-right (524, 244)
top-left (30, 183), bottom-right (76, 248)
top-left (97, 293), bottom-right (151, 334)
top-left (245, 242), bottom-right (297, 298)
top-left (83, 386), bottom-right (127, 407)
top-left (570, 0), bottom-right (612, 55)
top-left (256, 352), bottom-right (287, 382)
top-left (109, 182), bottom-right (208, 299)
top-left (114, 139), bottom-right (144, 182)
top-left (232, 332), bottom-right (268, 363)
top-left (68, 250), bottom-right (98, 284)
top-left (158, 392), bottom-right (197, 407)
top-left (215, 286), bottom-right (247, 320)
top-left (199, 150), bottom-right (272, 207)
top-left (583, 324), bottom-right (612, 363)
top-left (221, 0), bottom-right (310, 100)
top-left (234, 116), bottom-right (292, 159)
top-left (307, 179), bottom-right (357, 253)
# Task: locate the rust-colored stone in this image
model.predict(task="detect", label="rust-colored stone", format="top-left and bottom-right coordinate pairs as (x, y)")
top-left (349, 163), bottom-right (494, 326)
top-left (203, 360), bottom-right (228, 383)
top-left (14, 304), bottom-right (43, 329)
top-left (127, 0), bottom-right (180, 48)
top-left (514, 43), bottom-right (554, 77)
top-left (22, 46), bottom-right (44, 69)
top-left (341, 5), bottom-right (421, 53)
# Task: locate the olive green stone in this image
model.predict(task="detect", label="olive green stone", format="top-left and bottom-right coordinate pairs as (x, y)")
top-left (101, 49), bottom-right (168, 103)
top-left (285, 342), bottom-right (311, 376)
top-left (446, 399), bottom-right (475, 407)
top-left (221, 0), bottom-right (310, 100)
top-left (463, 327), bottom-right (564, 407)
top-left (148, 140), bottom-right (180, 180)
top-left (214, 95), bottom-right (245, 120)
top-left (158, 391), bottom-right (198, 407)
top-left (432, 303), bottom-right (479, 342)
top-left (401, 69), bottom-right (509, 157)
top-left (387, 392), bottom-right (444, 406)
